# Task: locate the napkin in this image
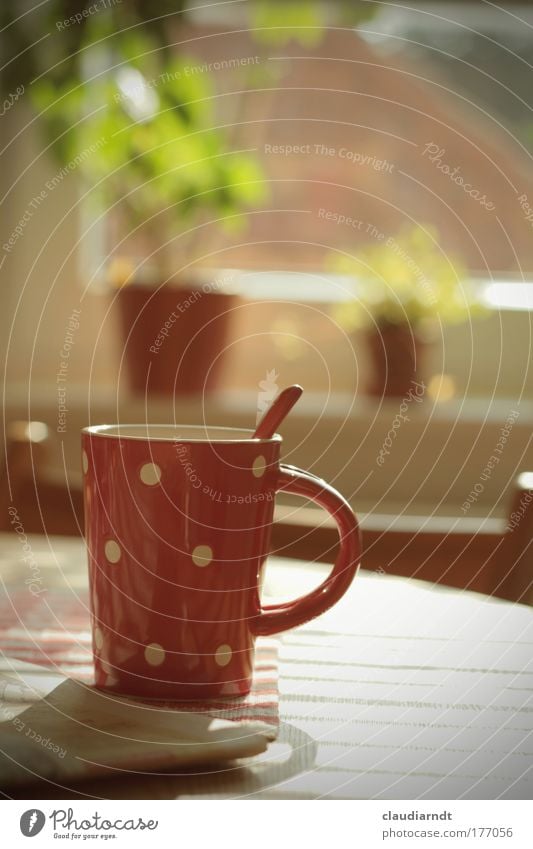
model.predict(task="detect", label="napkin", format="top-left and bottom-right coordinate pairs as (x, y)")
top-left (0, 588), bottom-right (279, 787)
top-left (0, 661), bottom-right (276, 788)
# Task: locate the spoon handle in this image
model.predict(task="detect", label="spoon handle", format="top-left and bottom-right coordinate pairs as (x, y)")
top-left (253, 385), bottom-right (303, 439)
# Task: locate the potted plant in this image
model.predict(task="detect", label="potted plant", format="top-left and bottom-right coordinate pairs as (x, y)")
top-left (27, 4), bottom-right (267, 395)
top-left (1, 1), bottom-right (375, 394)
top-left (1, 1), bottom-right (268, 394)
top-left (330, 226), bottom-right (483, 397)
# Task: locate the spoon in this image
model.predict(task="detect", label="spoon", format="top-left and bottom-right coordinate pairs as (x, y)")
top-left (253, 384), bottom-right (303, 439)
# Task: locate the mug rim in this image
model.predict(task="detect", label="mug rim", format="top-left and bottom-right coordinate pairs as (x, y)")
top-left (82, 424), bottom-right (283, 444)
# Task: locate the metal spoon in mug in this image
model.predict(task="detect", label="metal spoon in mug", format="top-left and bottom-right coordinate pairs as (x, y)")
top-left (252, 384), bottom-right (303, 439)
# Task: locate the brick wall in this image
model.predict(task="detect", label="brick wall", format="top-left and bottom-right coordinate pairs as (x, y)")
top-left (178, 25), bottom-right (533, 273)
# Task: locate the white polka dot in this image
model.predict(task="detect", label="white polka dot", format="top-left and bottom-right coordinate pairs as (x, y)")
top-left (139, 462), bottom-right (162, 485)
top-left (82, 450), bottom-right (89, 474)
top-left (104, 540), bottom-right (121, 564)
top-left (94, 627), bottom-right (104, 650)
top-left (192, 545), bottom-right (213, 567)
top-left (252, 455), bottom-right (267, 478)
top-left (144, 643), bottom-right (165, 666)
top-left (214, 644), bottom-right (232, 667)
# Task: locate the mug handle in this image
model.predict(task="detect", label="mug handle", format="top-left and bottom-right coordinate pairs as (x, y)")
top-left (252, 464), bottom-right (361, 636)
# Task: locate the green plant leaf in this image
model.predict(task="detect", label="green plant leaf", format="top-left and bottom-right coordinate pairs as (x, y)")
top-left (330, 225), bottom-right (486, 329)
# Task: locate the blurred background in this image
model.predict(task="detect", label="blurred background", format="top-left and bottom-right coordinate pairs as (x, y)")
top-left (1, 1), bottom-right (532, 573)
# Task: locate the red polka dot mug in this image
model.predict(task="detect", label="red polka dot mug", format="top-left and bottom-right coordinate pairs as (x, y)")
top-left (82, 424), bottom-right (361, 699)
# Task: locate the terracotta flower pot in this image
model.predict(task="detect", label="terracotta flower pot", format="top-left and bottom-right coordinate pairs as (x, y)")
top-left (365, 322), bottom-right (426, 398)
top-left (117, 283), bottom-right (236, 395)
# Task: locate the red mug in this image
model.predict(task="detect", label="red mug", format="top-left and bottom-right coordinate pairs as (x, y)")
top-left (82, 425), bottom-right (360, 699)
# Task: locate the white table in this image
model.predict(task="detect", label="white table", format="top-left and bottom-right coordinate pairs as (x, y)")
top-left (1, 535), bottom-right (532, 799)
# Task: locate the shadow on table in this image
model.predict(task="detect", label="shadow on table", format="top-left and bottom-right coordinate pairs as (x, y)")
top-left (2, 721), bottom-right (317, 800)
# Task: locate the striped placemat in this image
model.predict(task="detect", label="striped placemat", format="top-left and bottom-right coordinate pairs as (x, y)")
top-left (0, 589), bottom-right (279, 727)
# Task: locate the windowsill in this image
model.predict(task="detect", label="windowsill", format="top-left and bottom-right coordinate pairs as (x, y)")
top-left (89, 267), bottom-right (533, 312)
top-left (5, 383), bottom-right (533, 422)
top-left (6, 384), bottom-right (532, 520)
